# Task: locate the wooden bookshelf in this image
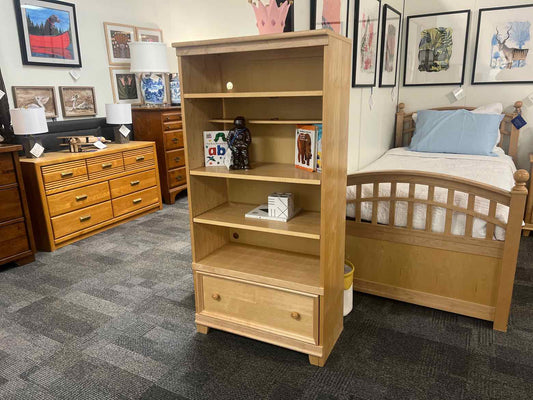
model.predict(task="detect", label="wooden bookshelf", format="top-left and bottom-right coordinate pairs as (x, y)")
top-left (174, 30), bottom-right (350, 366)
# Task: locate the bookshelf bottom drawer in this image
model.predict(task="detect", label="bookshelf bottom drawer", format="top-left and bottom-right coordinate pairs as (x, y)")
top-left (196, 272), bottom-right (318, 345)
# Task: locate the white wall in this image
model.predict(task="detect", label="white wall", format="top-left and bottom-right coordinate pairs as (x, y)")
top-left (400, 0), bottom-right (533, 170)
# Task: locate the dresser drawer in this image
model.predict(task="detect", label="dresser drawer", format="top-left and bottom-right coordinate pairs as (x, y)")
top-left (112, 187), bottom-right (159, 217)
top-left (51, 201), bottom-right (113, 239)
top-left (47, 182), bottom-right (111, 217)
top-left (161, 112), bottom-right (181, 123)
top-left (0, 221), bottom-right (30, 261)
top-left (0, 187), bottom-right (23, 223)
top-left (166, 149), bottom-right (185, 170)
top-left (109, 169), bottom-right (157, 198)
top-left (42, 160), bottom-right (88, 190)
top-left (162, 121), bottom-right (183, 132)
top-left (0, 153), bottom-right (16, 186)
top-left (168, 167), bottom-right (187, 188)
top-left (164, 131), bottom-right (184, 150)
top-left (197, 273), bottom-right (318, 344)
top-left (123, 146), bottom-right (155, 171)
top-left (86, 153), bottom-right (124, 179)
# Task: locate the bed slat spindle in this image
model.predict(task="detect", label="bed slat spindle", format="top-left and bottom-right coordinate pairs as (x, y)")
top-left (355, 185), bottom-right (362, 222)
top-left (389, 182), bottom-right (397, 226)
top-left (372, 182), bottom-right (379, 225)
top-left (465, 194), bottom-right (475, 237)
top-left (407, 184), bottom-right (415, 229)
top-left (426, 185), bottom-right (435, 231)
top-left (486, 200), bottom-right (497, 240)
top-left (444, 189), bottom-right (455, 235)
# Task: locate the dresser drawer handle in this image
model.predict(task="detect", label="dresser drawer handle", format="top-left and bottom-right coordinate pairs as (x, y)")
top-left (290, 312), bottom-right (300, 320)
top-left (132, 198), bottom-right (142, 204)
top-left (212, 293), bottom-right (221, 301)
top-left (130, 180), bottom-right (140, 186)
top-left (165, 126), bottom-right (171, 131)
top-left (171, 137), bottom-right (179, 143)
top-left (136, 156), bottom-right (145, 161)
top-left (165, 117), bottom-right (170, 121)
top-left (176, 175), bottom-right (183, 181)
top-left (75, 194), bottom-right (88, 201)
top-left (101, 162), bottom-right (112, 169)
top-left (79, 215), bottom-right (91, 222)
top-left (61, 171), bottom-right (73, 178)
top-left (174, 157), bottom-right (181, 163)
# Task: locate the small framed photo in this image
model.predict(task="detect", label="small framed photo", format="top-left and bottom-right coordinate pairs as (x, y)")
top-left (12, 86), bottom-right (58, 118)
top-left (472, 4), bottom-right (533, 85)
top-left (59, 86), bottom-right (96, 118)
top-left (404, 10), bottom-right (470, 86)
top-left (109, 67), bottom-right (141, 105)
top-left (135, 27), bottom-right (163, 42)
top-left (103, 22), bottom-right (135, 65)
top-left (13, 0), bottom-right (82, 67)
top-left (379, 5), bottom-right (401, 87)
top-left (352, 0), bottom-right (381, 87)
top-left (310, 0), bottom-right (351, 37)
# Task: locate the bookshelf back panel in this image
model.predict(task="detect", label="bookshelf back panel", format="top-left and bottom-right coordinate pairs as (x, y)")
top-left (229, 229), bottom-right (320, 257)
top-left (223, 97), bottom-right (323, 122)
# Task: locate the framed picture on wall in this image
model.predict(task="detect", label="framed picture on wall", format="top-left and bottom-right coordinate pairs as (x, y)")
top-left (310, 0), bottom-right (351, 37)
top-left (59, 86), bottom-right (97, 118)
top-left (472, 4), bottom-right (533, 85)
top-left (352, 0), bottom-right (381, 87)
top-left (12, 86), bottom-right (58, 118)
top-left (103, 22), bottom-right (135, 65)
top-left (13, 0), bottom-right (82, 67)
top-left (404, 10), bottom-right (470, 87)
top-left (379, 4), bottom-right (401, 87)
top-left (109, 67), bottom-right (142, 105)
top-left (135, 27), bottom-right (163, 43)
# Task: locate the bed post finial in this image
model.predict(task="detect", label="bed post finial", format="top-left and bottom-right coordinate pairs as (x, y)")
top-left (513, 170), bottom-right (529, 192)
top-left (514, 101), bottom-right (523, 113)
top-left (398, 103), bottom-right (405, 112)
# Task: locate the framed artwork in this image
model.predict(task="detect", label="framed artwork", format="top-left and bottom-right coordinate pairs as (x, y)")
top-left (59, 86), bottom-right (96, 117)
top-left (352, 0), bottom-right (381, 87)
top-left (12, 86), bottom-right (58, 118)
top-left (472, 4), bottom-right (533, 85)
top-left (109, 67), bottom-right (141, 105)
top-left (13, 0), bottom-right (82, 67)
top-left (404, 10), bottom-right (470, 87)
top-left (135, 27), bottom-right (163, 42)
top-left (103, 22), bottom-right (135, 65)
top-left (310, 0), bottom-right (351, 37)
top-left (379, 5), bottom-right (401, 87)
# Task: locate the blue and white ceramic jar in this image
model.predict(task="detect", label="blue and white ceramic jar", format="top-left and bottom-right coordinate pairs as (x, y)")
top-left (141, 74), bottom-right (165, 105)
top-left (169, 73), bottom-right (181, 105)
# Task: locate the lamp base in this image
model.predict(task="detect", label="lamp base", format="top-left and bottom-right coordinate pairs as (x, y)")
top-left (140, 73), bottom-right (166, 105)
top-left (114, 126), bottom-right (130, 144)
top-left (22, 135), bottom-right (43, 158)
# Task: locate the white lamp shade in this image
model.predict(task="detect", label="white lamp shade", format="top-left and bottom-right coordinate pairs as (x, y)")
top-left (129, 42), bottom-right (170, 73)
top-left (10, 108), bottom-right (48, 135)
top-left (105, 104), bottom-right (132, 124)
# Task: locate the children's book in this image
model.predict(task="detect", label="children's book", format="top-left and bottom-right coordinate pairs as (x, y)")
top-left (294, 125), bottom-right (317, 172)
top-left (315, 124), bottom-right (322, 173)
top-left (203, 131), bottom-right (229, 167)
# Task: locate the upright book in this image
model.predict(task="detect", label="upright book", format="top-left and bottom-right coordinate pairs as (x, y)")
top-left (294, 124), bottom-right (317, 172)
top-left (203, 131), bottom-right (229, 167)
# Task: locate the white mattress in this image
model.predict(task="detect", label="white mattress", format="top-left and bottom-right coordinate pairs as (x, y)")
top-left (346, 147), bottom-right (517, 240)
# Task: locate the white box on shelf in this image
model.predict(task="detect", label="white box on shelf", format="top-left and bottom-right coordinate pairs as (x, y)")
top-left (268, 192), bottom-right (295, 220)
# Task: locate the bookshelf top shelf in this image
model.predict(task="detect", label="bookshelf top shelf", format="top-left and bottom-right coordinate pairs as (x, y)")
top-left (183, 91), bottom-right (323, 99)
top-left (209, 119), bottom-right (322, 125)
top-left (189, 163), bottom-right (321, 185)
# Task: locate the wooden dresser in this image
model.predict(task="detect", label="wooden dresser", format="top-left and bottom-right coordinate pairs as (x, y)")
top-left (20, 142), bottom-right (162, 251)
top-left (0, 144), bottom-right (36, 266)
top-left (132, 106), bottom-right (187, 204)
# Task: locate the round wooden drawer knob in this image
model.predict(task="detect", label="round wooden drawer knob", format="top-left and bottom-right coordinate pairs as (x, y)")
top-left (290, 312), bottom-right (300, 320)
top-left (212, 293), bottom-right (221, 301)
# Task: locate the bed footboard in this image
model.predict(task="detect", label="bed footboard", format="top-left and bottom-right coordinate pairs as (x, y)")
top-left (346, 169), bottom-right (529, 331)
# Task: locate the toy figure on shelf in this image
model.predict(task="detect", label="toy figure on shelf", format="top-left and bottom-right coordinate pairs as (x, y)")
top-left (227, 116), bottom-right (252, 170)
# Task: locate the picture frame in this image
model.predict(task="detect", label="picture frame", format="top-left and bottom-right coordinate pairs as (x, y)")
top-left (109, 67), bottom-right (142, 105)
top-left (12, 86), bottom-right (58, 118)
top-left (404, 10), bottom-right (470, 87)
top-left (135, 27), bottom-right (163, 42)
top-left (103, 22), bottom-right (135, 65)
top-left (59, 86), bottom-right (97, 118)
top-left (472, 4), bottom-right (533, 85)
top-left (13, 0), bottom-right (82, 67)
top-left (310, 0), bottom-right (351, 37)
top-left (379, 5), bottom-right (401, 88)
top-left (352, 0), bottom-right (381, 87)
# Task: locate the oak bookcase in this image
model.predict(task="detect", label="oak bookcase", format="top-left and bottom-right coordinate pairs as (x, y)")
top-left (173, 30), bottom-right (351, 366)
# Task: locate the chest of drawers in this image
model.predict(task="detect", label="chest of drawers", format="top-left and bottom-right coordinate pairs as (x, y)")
top-left (0, 144), bottom-right (35, 266)
top-left (20, 142), bottom-right (162, 251)
top-left (132, 106), bottom-right (186, 204)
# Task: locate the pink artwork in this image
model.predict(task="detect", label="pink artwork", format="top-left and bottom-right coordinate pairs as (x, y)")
top-left (360, 13), bottom-right (376, 71)
top-left (322, 0), bottom-right (342, 34)
top-left (250, 0), bottom-right (292, 35)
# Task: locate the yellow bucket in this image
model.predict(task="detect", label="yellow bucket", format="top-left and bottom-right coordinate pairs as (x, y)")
top-left (344, 260), bottom-right (354, 290)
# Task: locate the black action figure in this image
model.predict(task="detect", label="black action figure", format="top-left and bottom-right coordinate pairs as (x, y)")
top-left (227, 116), bottom-right (252, 170)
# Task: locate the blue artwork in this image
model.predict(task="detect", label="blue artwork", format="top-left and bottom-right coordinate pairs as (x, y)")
top-left (140, 74), bottom-right (165, 104)
top-left (491, 21), bottom-right (530, 69)
top-left (25, 6), bottom-right (73, 59)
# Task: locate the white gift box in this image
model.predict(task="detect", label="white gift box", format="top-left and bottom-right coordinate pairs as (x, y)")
top-left (268, 192), bottom-right (295, 220)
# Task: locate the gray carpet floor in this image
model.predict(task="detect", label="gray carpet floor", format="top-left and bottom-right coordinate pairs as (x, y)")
top-left (0, 196), bottom-right (532, 400)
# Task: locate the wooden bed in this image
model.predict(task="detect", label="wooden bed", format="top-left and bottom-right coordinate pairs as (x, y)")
top-left (345, 101), bottom-right (529, 331)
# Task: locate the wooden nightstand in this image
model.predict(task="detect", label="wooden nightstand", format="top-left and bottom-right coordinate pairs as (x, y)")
top-left (524, 154), bottom-right (533, 236)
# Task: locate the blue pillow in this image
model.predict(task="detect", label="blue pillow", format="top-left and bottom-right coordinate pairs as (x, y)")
top-left (409, 109), bottom-right (504, 156)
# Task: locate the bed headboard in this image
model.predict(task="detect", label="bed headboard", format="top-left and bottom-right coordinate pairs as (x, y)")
top-left (394, 101), bottom-right (523, 163)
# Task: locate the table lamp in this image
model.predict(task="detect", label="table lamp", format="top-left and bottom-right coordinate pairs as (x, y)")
top-left (106, 103), bottom-right (132, 144)
top-left (129, 42), bottom-right (170, 106)
top-left (10, 108), bottom-right (48, 158)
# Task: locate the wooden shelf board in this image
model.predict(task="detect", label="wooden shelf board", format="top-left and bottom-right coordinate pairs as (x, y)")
top-left (208, 119), bottom-right (322, 125)
top-left (193, 202), bottom-right (320, 240)
top-left (189, 163), bottom-right (321, 185)
top-left (183, 91), bottom-right (323, 99)
top-left (194, 243), bottom-right (323, 295)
